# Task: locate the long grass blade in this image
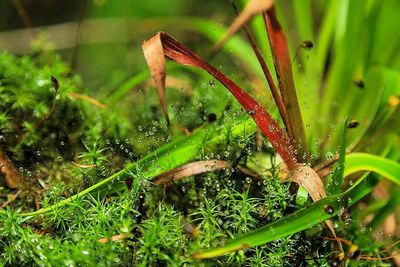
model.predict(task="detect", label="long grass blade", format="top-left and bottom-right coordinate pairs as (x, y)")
top-left (344, 153), bottom-right (400, 185)
top-left (263, 8), bottom-right (308, 161)
top-left (327, 119), bottom-right (347, 195)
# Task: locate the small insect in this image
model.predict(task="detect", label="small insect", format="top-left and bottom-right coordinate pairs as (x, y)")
top-left (353, 79), bottom-right (365, 89)
top-left (324, 205), bottom-right (334, 215)
top-left (347, 120), bottom-right (359, 129)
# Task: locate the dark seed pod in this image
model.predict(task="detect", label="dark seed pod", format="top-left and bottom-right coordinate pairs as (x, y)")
top-left (207, 113), bottom-right (217, 123)
top-left (51, 75), bottom-right (59, 91)
top-left (347, 120), bottom-right (359, 128)
top-left (353, 79), bottom-right (365, 89)
top-left (347, 245), bottom-right (361, 259)
top-left (301, 40), bottom-right (314, 49)
top-left (324, 205), bottom-right (334, 215)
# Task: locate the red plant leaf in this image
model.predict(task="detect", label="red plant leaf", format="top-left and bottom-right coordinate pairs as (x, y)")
top-left (263, 8), bottom-right (308, 161)
top-left (142, 32), bottom-right (295, 168)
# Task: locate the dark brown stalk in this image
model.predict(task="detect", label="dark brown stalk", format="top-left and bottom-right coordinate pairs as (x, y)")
top-left (12, 0), bottom-right (36, 40)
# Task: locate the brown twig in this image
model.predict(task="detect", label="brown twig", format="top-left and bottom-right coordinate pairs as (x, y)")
top-left (0, 190), bottom-right (21, 208)
top-left (69, 92), bottom-right (107, 109)
top-left (12, 0), bottom-right (36, 41)
top-left (71, 0), bottom-right (89, 68)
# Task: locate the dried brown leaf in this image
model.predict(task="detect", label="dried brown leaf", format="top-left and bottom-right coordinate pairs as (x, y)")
top-left (71, 161), bottom-right (96, 168)
top-left (98, 233), bottom-right (131, 244)
top-left (142, 34), bottom-right (169, 125)
top-left (212, 0), bottom-right (274, 53)
top-left (153, 160), bottom-right (231, 185)
top-left (283, 164), bottom-right (336, 237)
top-left (69, 92), bottom-right (107, 109)
top-left (0, 149), bottom-right (25, 190)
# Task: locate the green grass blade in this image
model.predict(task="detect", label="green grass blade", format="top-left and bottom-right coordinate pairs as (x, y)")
top-left (327, 119), bottom-right (347, 195)
top-left (344, 153), bottom-right (400, 185)
top-left (192, 172), bottom-right (378, 259)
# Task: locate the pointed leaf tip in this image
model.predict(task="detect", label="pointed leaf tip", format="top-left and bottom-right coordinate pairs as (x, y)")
top-left (142, 33), bottom-right (170, 125)
top-left (212, 0), bottom-right (274, 54)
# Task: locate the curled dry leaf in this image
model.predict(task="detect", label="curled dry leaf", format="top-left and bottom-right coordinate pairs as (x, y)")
top-left (142, 32), bottom-right (295, 168)
top-left (212, 0), bottom-right (274, 54)
top-left (142, 34), bottom-right (169, 125)
top-left (0, 149), bottom-right (25, 190)
top-left (282, 164), bottom-right (336, 237)
top-left (153, 160), bottom-right (231, 185)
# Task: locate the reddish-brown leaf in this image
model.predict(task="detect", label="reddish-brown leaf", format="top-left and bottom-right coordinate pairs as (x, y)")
top-left (142, 32), bottom-right (296, 168)
top-left (263, 8), bottom-right (308, 162)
